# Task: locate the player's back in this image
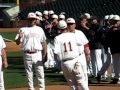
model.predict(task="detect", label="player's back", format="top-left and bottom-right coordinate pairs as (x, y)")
top-left (54, 32), bottom-right (80, 61)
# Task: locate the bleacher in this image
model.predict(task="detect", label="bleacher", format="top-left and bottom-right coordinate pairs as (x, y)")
top-left (18, 0), bottom-right (120, 20)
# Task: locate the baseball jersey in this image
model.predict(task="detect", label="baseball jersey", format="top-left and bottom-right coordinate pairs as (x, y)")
top-left (74, 30), bottom-right (89, 53)
top-left (15, 25), bottom-right (46, 51)
top-left (54, 32), bottom-right (81, 61)
top-left (0, 35), bottom-right (6, 55)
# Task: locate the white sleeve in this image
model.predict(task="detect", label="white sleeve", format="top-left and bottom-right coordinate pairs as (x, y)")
top-left (81, 31), bottom-right (89, 45)
top-left (0, 35), bottom-right (6, 49)
top-left (15, 34), bottom-right (19, 40)
top-left (76, 31), bottom-right (89, 45)
top-left (15, 29), bottom-right (23, 42)
top-left (0, 35), bottom-right (6, 55)
top-left (41, 28), bottom-right (46, 42)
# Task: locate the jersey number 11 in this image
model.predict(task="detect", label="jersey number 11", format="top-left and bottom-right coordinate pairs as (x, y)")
top-left (64, 42), bottom-right (72, 52)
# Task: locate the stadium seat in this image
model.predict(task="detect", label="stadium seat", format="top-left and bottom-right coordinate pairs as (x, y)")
top-left (18, 0), bottom-right (120, 20)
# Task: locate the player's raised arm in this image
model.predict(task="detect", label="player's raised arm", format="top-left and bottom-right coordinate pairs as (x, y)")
top-left (15, 30), bottom-right (24, 45)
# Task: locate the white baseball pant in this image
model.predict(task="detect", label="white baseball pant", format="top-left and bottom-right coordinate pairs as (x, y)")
top-left (61, 56), bottom-right (89, 90)
top-left (79, 54), bottom-right (89, 86)
top-left (23, 52), bottom-right (45, 90)
top-left (24, 60), bottom-right (45, 90)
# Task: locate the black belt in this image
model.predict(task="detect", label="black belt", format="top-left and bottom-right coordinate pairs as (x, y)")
top-left (24, 51), bottom-right (37, 54)
top-left (63, 59), bottom-right (73, 62)
top-left (24, 50), bottom-right (40, 54)
top-left (62, 52), bottom-right (84, 62)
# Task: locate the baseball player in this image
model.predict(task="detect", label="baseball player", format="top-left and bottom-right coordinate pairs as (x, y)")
top-left (0, 35), bottom-right (8, 90)
top-left (54, 20), bottom-right (90, 90)
top-left (66, 18), bottom-right (90, 87)
top-left (15, 12), bottom-right (47, 90)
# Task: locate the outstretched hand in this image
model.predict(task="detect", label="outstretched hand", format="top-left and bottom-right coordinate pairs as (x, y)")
top-left (19, 30), bottom-right (24, 38)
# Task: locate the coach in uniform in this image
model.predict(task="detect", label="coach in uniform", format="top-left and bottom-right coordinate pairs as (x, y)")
top-left (15, 12), bottom-right (47, 90)
top-left (0, 35), bottom-right (8, 90)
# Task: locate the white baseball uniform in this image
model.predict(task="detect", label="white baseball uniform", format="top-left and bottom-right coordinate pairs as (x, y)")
top-left (0, 35), bottom-right (6, 90)
top-left (54, 32), bottom-right (89, 90)
top-left (15, 25), bottom-right (46, 90)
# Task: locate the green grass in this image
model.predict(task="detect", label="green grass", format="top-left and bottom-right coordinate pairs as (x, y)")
top-left (4, 56), bottom-right (66, 89)
top-left (45, 71), bottom-right (66, 85)
top-left (0, 32), bottom-right (17, 41)
top-left (4, 57), bottom-right (27, 88)
top-left (5, 52), bottom-right (113, 89)
top-left (4, 70), bottom-right (28, 88)
top-left (7, 52), bottom-right (22, 57)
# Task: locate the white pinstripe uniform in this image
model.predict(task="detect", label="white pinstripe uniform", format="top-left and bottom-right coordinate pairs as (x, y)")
top-left (15, 26), bottom-right (46, 90)
top-left (0, 35), bottom-right (6, 90)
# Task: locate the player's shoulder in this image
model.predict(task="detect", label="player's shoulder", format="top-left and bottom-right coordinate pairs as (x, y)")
top-left (19, 27), bottom-right (28, 32)
top-left (35, 26), bottom-right (44, 31)
top-left (75, 29), bottom-right (86, 36)
top-left (55, 32), bottom-right (73, 40)
top-left (0, 35), bottom-right (3, 41)
top-left (35, 25), bottom-right (42, 29)
top-left (55, 33), bottom-right (66, 39)
top-left (58, 32), bottom-right (71, 36)
top-left (75, 29), bottom-right (84, 34)
top-left (0, 35), bottom-right (2, 38)
top-left (55, 33), bottom-right (62, 39)
top-left (20, 27), bottom-right (26, 30)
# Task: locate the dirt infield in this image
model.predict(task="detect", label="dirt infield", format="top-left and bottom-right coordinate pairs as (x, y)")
top-left (0, 28), bottom-right (20, 52)
top-left (0, 28), bottom-right (19, 32)
top-left (6, 85), bottom-right (120, 90)
top-left (5, 42), bottom-right (21, 52)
